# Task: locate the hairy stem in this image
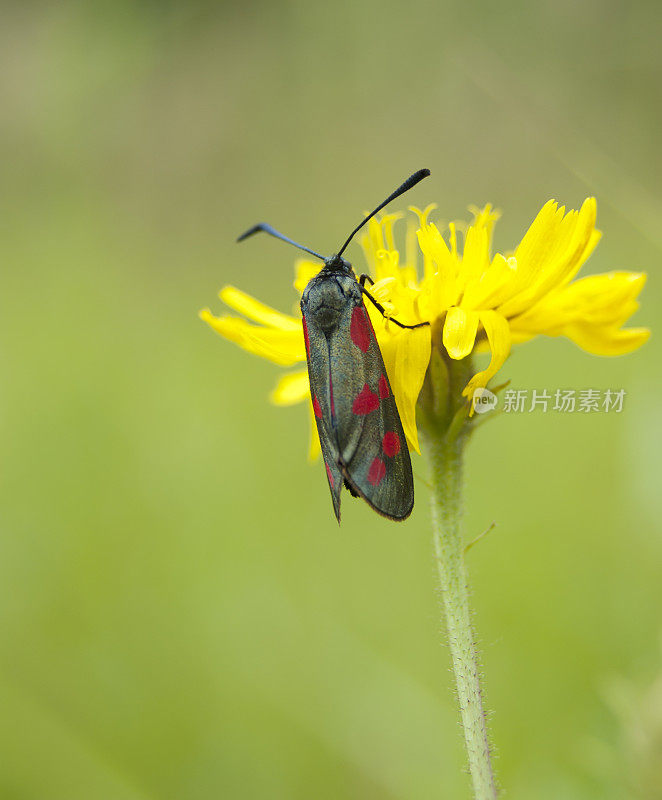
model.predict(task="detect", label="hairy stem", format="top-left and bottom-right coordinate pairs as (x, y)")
top-left (425, 431), bottom-right (497, 800)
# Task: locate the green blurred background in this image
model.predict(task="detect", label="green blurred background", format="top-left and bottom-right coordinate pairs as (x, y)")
top-left (2, 2), bottom-right (660, 798)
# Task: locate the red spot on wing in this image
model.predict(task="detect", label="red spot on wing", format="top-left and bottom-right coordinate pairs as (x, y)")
top-left (302, 317), bottom-right (310, 358)
top-left (368, 457), bottom-right (386, 486)
top-left (352, 383), bottom-right (379, 415)
top-left (313, 395), bottom-right (322, 419)
top-left (325, 462), bottom-right (335, 489)
top-left (382, 431), bottom-right (401, 457)
top-left (350, 306), bottom-right (371, 353)
top-left (378, 374), bottom-right (390, 399)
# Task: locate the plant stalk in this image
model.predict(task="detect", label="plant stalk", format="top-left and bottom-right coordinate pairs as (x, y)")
top-left (425, 430), bottom-right (497, 800)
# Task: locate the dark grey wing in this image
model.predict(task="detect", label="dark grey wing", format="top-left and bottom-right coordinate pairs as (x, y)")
top-left (301, 315), bottom-right (344, 521)
top-left (304, 296), bottom-right (414, 521)
top-left (333, 301), bottom-right (414, 520)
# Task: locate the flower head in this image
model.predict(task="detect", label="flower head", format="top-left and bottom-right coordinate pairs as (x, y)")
top-left (201, 198), bottom-right (648, 455)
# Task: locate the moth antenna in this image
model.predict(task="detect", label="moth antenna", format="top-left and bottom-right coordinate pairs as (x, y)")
top-left (237, 223), bottom-right (325, 261)
top-left (336, 168), bottom-right (431, 258)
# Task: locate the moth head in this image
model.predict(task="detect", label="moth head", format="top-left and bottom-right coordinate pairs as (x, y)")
top-left (323, 254), bottom-right (352, 273)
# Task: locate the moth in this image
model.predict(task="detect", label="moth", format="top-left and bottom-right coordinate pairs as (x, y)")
top-left (238, 169), bottom-right (431, 522)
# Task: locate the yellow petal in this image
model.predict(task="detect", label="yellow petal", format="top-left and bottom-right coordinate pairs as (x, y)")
top-left (270, 370), bottom-right (310, 405)
top-left (416, 222), bottom-right (458, 300)
top-left (378, 324), bottom-right (431, 454)
top-left (370, 276), bottom-right (397, 302)
top-left (219, 286), bottom-right (301, 330)
top-left (467, 203), bottom-right (501, 250)
top-left (200, 307), bottom-right (243, 346)
top-left (512, 272), bottom-right (648, 333)
top-left (526, 198), bottom-right (597, 300)
top-left (360, 217), bottom-right (387, 277)
top-left (448, 221), bottom-right (458, 258)
top-left (557, 228), bottom-right (602, 288)
top-left (442, 307), bottom-right (479, 359)
top-left (270, 370), bottom-right (320, 460)
top-left (408, 205), bottom-right (438, 279)
top-left (510, 200), bottom-right (565, 286)
top-left (200, 309), bottom-right (305, 366)
top-left (462, 311), bottom-right (511, 399)
top-left (499, 198), bottom-right (598, 318)
top-left (461, 253), bottom-right (518, 310)
top-left (408, 203), bottom-right (438, 229)
top-left (509, 330), bottom-right (537, 346)
top-left (456, 224), bottom-right (488, 291)
top-left (294, 259), bottom-right (321, 295)
top-left (555, 271), bottom-right (646, 322)
top-left (270, 371), bottom-right (320, 461)
top-left (374, 249), bottom-right (401, 282)
top-left (561, 323), bottom-right (650, 356)
top-left (380, 212), bottom-right (404, 251)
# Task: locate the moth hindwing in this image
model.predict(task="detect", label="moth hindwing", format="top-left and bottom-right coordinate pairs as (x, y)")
top-left (301, 269), bottom-right (414, 522)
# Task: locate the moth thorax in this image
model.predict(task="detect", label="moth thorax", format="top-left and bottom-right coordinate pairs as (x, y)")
top-left (315, 304), bottom-right (343, 332)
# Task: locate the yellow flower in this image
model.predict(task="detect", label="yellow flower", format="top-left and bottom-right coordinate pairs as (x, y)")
top-left (201, 198), bottom-right (649, 455)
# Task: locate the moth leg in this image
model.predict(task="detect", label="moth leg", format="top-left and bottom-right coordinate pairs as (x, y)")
top-left (358, 273), bottom-right (374, 288)
top-left (360, 285), bottom-right (430, 330)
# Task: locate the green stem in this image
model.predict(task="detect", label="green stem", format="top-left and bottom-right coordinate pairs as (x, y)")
top-left (425, 431), bottom-right (497, 800)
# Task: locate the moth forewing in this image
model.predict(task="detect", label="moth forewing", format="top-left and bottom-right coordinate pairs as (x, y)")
top-left (301, 272), bottom-right (414, 522)
top-left (301, 308), bottom-right (344, 521)
top-left (335, 304), bottom-right (414, 520)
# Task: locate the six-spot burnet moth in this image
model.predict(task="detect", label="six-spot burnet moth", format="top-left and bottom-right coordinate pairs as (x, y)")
top-left (238, 169), bottom-right (431, 522)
